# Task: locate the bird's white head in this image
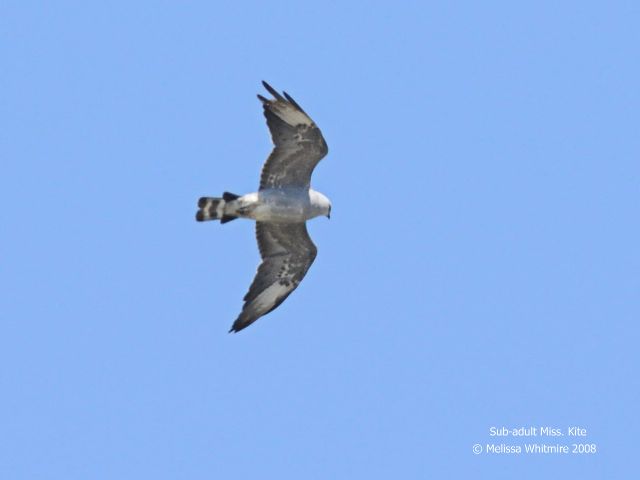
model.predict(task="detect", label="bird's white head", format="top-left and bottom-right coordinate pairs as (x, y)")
top-left (310, 189), bottom-right (332, 219)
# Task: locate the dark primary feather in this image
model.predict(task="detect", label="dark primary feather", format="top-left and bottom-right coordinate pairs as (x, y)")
top-left (261, 80), bottom-right (286, 101)
top-left (229, 222), bottom-right (317, 333)
top-left (282, 91), bottom-right (307, 114)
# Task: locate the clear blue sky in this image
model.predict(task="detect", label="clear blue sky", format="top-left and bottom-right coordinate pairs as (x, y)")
top-left (2, 1), bottom-right (638, 478)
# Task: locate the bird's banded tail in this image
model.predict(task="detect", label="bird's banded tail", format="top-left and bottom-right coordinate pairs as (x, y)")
top-left (195, 192), bottom-right (240, 223)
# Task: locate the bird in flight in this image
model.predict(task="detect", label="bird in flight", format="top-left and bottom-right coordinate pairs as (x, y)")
top-left (196, 81), bottom-right (331, 333)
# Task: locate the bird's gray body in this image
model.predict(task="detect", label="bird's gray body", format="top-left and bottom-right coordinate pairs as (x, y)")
top-left (196, 81), bottom-right (331, 332)
top-left (226, 188), bottom-right (330, 223)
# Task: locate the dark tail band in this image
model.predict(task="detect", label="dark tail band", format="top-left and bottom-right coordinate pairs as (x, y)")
top-left (195, 192), bottom-right (240, 222)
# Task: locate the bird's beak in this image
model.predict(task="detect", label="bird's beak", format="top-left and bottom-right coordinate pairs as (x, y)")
top-left (327, 213), bottom-right (331, 220)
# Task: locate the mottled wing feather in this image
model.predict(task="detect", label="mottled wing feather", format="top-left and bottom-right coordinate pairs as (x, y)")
top-left (258, 81), bottom-right (328, 189)
top-left (229, 222), bottom-right (317, 333)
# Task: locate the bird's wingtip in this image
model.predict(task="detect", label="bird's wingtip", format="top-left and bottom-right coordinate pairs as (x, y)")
top-left (228, 319), bottom-right (244, 333)
top-left (261, 80), bottom-right (284, 101)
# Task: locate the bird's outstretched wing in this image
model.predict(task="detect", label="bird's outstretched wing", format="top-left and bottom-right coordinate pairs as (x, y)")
top-left (229, 221), bottom-right (317, 332)
top-left (257, 81), bottom-right (328, 190)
